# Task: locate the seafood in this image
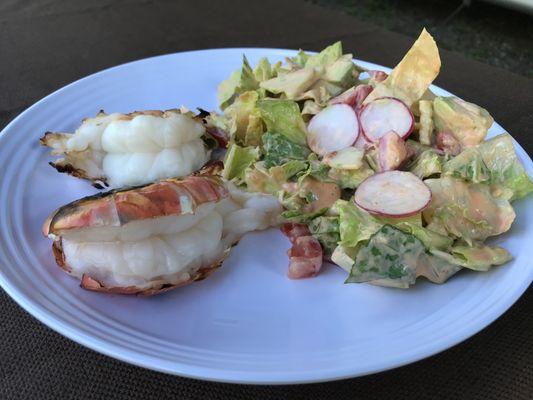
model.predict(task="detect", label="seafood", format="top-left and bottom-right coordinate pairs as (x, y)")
top-left (43, 174), bottom-right (281, 295)
top-left (41, 109), bottom-right (210, 188)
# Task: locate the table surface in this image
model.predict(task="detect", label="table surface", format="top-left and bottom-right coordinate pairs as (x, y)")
top-left (0, 0), bottom-right (531, 398)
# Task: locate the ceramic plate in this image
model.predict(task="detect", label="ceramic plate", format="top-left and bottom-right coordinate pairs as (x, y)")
top-left (0, 49), bottom-right (532, 384)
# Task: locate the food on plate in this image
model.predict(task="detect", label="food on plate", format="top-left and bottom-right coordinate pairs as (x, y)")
top-left (42, 27), bottom-right (532, 293)
top-left (41, 109), bottom-right (212, 188)
top-left (214, 28), bottom-right (533, 287)
top-left (43, 173), bottom-right (281, 295)
top-left (281, 223), bottom-right (323, 279)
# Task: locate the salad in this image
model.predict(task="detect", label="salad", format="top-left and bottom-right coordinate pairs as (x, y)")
top-left (208, 28), bottom-right (533, 288)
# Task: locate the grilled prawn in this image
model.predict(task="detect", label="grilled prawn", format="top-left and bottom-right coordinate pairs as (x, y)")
top-left (43, 174), bottom-right (281, 295)
top-left (40, 109), bottom-right (211, 188)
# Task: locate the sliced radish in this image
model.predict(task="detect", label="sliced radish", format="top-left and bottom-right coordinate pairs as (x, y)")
top-left (329, 84), bottom-right (373, 110)
top-left (359, 97), bottom-right (414, 142)
top-left (354, 171), bottom-right (431, 217)
top-left (353, 131), bottom-right (372, 150)
top-left (307, 104), bottom-right (359, 156)
top-left (323, 147), bottom-right (364, 170)
top-left (378, 131), bottom-right (407, 171)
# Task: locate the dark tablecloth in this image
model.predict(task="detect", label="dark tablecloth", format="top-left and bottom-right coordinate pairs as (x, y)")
top-left (0, 1), bottom-right (531, 398)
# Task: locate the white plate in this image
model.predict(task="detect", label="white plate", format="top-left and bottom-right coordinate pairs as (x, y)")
top-left (0, 49), bottom-right (532, 385)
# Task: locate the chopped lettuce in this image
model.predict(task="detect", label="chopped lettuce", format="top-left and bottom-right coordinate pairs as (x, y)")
top-left (347, 225), bottom-right (461, 287)
top-left (423, 177), bottom-right (515, 243)
top-left (223, 143), bottom-right (260, 181)
top-left (308, 216), bottom-right (340, 256)
top-left (334, 200), bottom-right (382, 248)
top-left (288, 50), bottom-right (310, 69)
top-left (363, 29), bottom-right (441, 106)
top-left (478, 134), bottom-right (533, 200)
top-left (244, 162), bottom-right (285, 195)
top-left (443, 147), bottom-right (490, 183)
top-left (262, 132), bottom-right (310, 168)
top-left (433, 96), bottom-right (493, 147)
top-left (217, 70), bottom-right (240, 110)
top-left (408, 149), bottom-right (442, 179)
top-left (346, 225), bottom-right (424, 286)
top-left (279, 160), bottom-right (308, 179)
top-left (394, 221), bottom-right (453, 251)
top-left (331, 245), bottom-right (358, 272)
top-left (305, 41), bottom-right (343, 68)
top-left (449, 245), bottom-right (511, 271)
top-left (328, 164), bottom-right (374, 189)
top-left (260, 68), bottom-right (319, 99)
top-left (223, 91), bottom-right (264, 146)
top-left (253, 57), bottom-right (274, 82)
top-left (217, 56), bottom-right (260, 109)
top-left (257, 99), bottom-right (308, 145)
top-left (280, 208), bottom-right (327, 223)
top-left (323, 54), bottom-right (356, 87)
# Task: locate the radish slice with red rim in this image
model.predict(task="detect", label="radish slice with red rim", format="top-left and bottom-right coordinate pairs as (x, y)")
top-left (307, 104), bottom-right (359, 156)
top-left (359, 97), bottom-right (414, 142)
top-left (354, 171), bottom-right (431, 217)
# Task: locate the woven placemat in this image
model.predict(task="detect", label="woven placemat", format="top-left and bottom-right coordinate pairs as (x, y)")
top-left (0, 1), bottom-right (531, 398)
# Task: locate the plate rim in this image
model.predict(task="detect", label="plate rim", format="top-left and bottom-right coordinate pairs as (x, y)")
top-left (0, 47), bottom-right (532, 384)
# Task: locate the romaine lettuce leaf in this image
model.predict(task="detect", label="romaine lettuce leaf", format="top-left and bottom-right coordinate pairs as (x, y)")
top-left (305, 41), bottom-right (343, 68)
top-left (308, 216), bottom-right (340, 256)
top-left (423, 177), bottom-right (515, 243)
top-left (449, 245), bottom-right (512, 271)
top-left (433, 96), bottom-right (493, 147)
top-left (253, 57), bottom-right (274, 82)
top-left (328, 164), bottom-right (374, 189)
top-left (478, 134), bottom-right (533, 201)
top-left (223, 91), bottom-right (264, 146)
top-left (346, 225), bottom-right (423, 286)
top-left (260, 68), bottom-right (319, 99)
top-left (257, 99), bottom-right (308, 145)
top-left (408, 149), bottom-right (442, 179)
top-left (334, 200), bottom-right (382, 248)
top-left (363, 29), bottom-right (441, 107)
top-left (262, 132), bottom-right (310, 168)
top-left (217, 56), bottom-right (260, 109)
top-left (223, 143), bottom-right (260, 181)
top-left (346, 225), bottom-right (461, 287)
top-left (288, 50), bottom-right (310, 69)
top-left (280, 208), bottom-right (327, 223)
top-left (443, 147), bottom-right (490, 183)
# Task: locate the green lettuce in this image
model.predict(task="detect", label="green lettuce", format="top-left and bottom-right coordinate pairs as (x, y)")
top-left (433, 96), bottom-right (493, 147)
top-left (423, 177), bottom-right (515, 243)
top-left (328, 164), bottom-right (374, 189)
top-left (346, 225), bottom-right (424, 287)
top-left (449, 245), bottom-right (512, 271)
top-left (280, 208), bottom-right (327, 223)
top-left (334, 200), bottom-right (382, 248)
top-left (478, 134), bottom-right (533, 201)
top-left (260, 68), bottom-right (319, 99)
top-left (305, 41), bottom-right (343, 68)
top-left (262, 132), bottom-right (310, 168)
top-left (257, 99), bottom-right (308, 145)
top-left (346, 225), bottom-right (461, 287)
top-left (253, 57), bottom-right (274, 82)
top-left (432, 245), bottom-right (512, 272)
top-left (288, 50), bottom-right (310, 69)
top-left (443, 147), bottom-right (490, 183)
top-left (223, 91), bottom-right (264, 146)
top-left (223, 143), bottom-right (260, 181)
top-left (308, 216), bottom-right (340, 256)
top-left (408, 150), bottom-right (443, 179)
top-left (217, 56), bottom-right (260, 109)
